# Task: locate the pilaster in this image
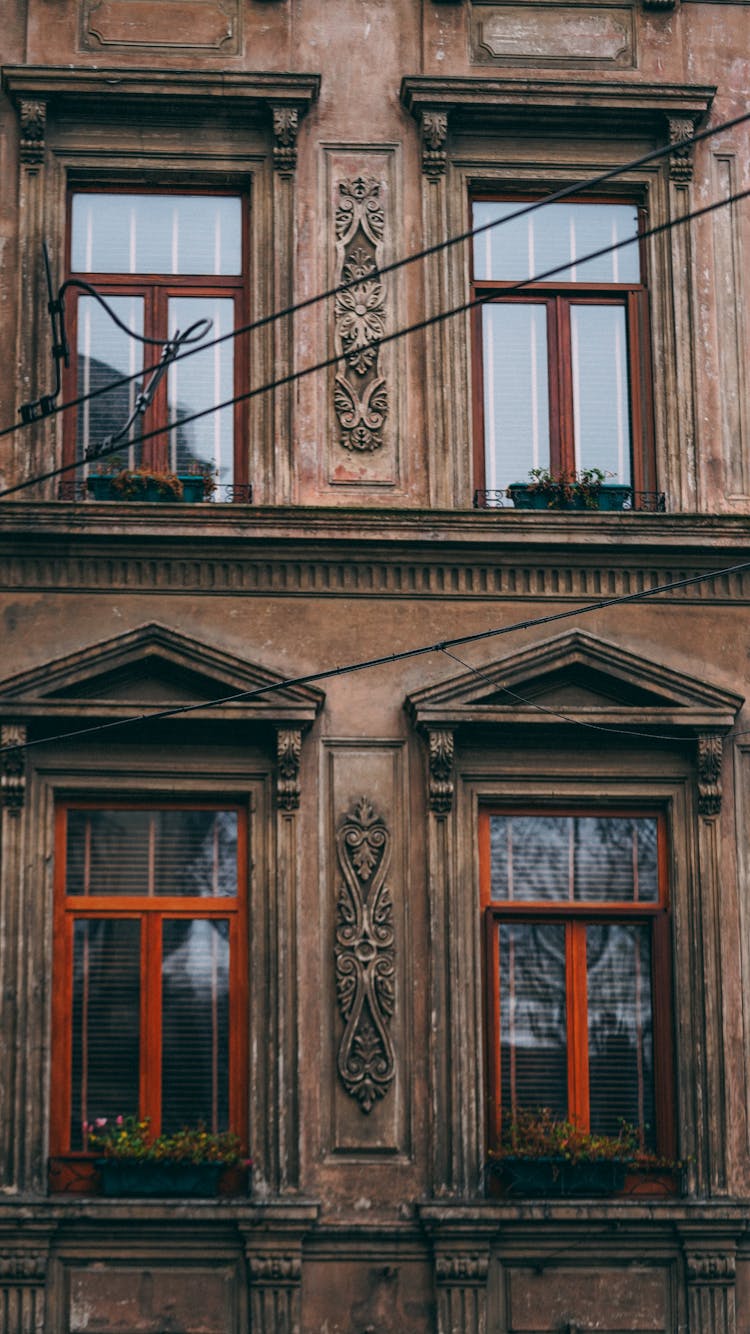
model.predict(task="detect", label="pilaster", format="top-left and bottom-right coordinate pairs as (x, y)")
top-left (14, 101), bottom-right (49, 489)
top-left (419, 1205), bottom-right (496, 1334)
top-left (0, 1247), bottom-right (49, 1334)
top-left (693, 731), bottom-right (728, 1194)
top-left (680, 1236), bottom-right (738, 1334)
top-left (0, 725), bottom-right (27, 1189)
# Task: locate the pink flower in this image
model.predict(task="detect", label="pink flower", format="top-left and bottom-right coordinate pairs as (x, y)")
top-left (94, 1117), bottom-right (107, 1128)
top-left (116, 1115), bottom-right (123, 1126)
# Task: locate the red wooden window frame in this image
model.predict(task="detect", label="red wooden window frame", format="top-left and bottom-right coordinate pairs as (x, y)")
top-left (63, 186), bottom-right (249, 491)
top-left (50, 799), bottom-right (249, 1156)
top-left (470, 196), bottom-right (656, 496)
top-left (479, 806), bottom-right (675, 1160)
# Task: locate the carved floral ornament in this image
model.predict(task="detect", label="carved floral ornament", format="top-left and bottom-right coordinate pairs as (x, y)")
top-left (18, 99), bottom-right (46, 167)
top-left (276, 727), bottom-right (302, 811)
top-left (334, 796), bottom-right (396, 1112)
top-left (333, 177), bottom-right (389, 453)
top-left (1, 724), bottom-right (26, 815)
top-left (697, 731), bottom-right (723, 817)
top-left (667, 115), bottom-right (698, 184)
top-left (271, 105), bottom-right (299, 177)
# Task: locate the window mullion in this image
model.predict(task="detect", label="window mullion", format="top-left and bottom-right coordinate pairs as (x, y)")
top-left (141, 912), bottom-right (163, 1137)
top-left (566, 922), bottom-right (590, 1131)
top-left (556, 297), bottom-right (576, 474)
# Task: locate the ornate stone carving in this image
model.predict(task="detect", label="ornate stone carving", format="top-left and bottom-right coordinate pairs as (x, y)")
top-left (435, 1253), bottom-right (489, 1284)
top-left (18, 99), bottom-right (46, 166)
top-left (0, 1252), bottom-right (48, 1280)
top-left (271, 105), bottom-right (300, 177)
top-left (333, 177), bottom-right (389, 452)
top-left (697, 732), bottom-right (723, 816)
top-left (248, 1253), bottom-right (302, 1283)
top-left (428, 728), bottom-right (454, 813)
top-left (276, 727), bottom-right (302, 810)
top-left (685, 1252), bottom-right (736, 1283)
top-left (335, 797), bottom-right (395, 1112)
top-left (667, 115), bottom-right (697, 183)
top-left (421, 110), bottom-right (448, 179)
top-left (1, 724), bottom-right (27, 815)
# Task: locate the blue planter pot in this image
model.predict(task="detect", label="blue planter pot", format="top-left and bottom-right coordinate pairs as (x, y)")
top-left (487, 1155), bottom-right (628, 1197)
top-left (96, 1159), bottom-right (224, 1197)
top-left (507, 484), bottom-right (631, 512)
top-left (86, 474), bottom-right (207, 503)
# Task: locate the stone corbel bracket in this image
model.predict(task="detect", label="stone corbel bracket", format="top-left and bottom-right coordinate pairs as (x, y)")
top-left (275, 727), bottom-right (302, 810)
top-left (18, 98), bottom-right (46, 167)
top-left (270, 105), bottom-right (300, 177)
top-left (667, 113), bottom-right (700, 183)
top-left (1, 724), bottom-right (27, 815)
top-left (420, 110), bottom-right (449, 180)
top-left (697, 731), bottom-right (723, 817)
top-left (427, 727), bottom-right (455, 814)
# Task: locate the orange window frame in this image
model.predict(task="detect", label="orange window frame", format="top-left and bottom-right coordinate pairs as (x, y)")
top-left (50, 799), bottom-right (249, 1155)
top-left (62, 187), bottom-right (249, 489)
top-left (479, 807), bottom-right (674, 1159)
top-left (470, 196), bottom-right (656, 497)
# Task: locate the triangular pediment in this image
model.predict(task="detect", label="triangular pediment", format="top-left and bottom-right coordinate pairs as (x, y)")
top-left (0, 623), bottom-right (324, 724)
top-left (405, 630), bottom-right (742, 735)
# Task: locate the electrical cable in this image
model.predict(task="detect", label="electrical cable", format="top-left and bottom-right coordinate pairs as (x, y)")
top-left (1, 107), bottom-right (748, 444)
top-left (2, 182), bottom-right (748, 501)
top-left (2, 556), bottom-right (750, 757)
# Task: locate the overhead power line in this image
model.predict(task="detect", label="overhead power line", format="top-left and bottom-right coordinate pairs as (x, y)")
top-left (1, 107), bottom-right (748, 445)
top-left (2, 556), bottom-right (750, 758)
top-left (2, 182), bottom-right (748, 501)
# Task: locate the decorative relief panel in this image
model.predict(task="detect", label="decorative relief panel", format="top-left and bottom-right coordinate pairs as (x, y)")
top-left (470, 4), bottom-right (635, 68)
top-left (335, 797), bottom-right (396, 1112)
top-left (333, 178), bottom-right (388, 454)
top-left (81, 0), bottom-right (240, 51)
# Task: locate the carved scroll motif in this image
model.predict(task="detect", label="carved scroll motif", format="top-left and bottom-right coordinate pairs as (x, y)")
top-left (421, 111), bottom-right (448, 180)
top-left (1, 724), bottom-right (27, 815)
top-left (428, 728), bottom-right (454, 813)
top-left (276, 727), bottom-right (302, 810)
top-left (697, 732), bottom-right (723, 816)
top-left (667, 115), bottom-right (697, 184)
top-left (333, 177), bottom-right (388, 452)
top-left (335, 797), bottom-right (395, 1112)
top-left (18, 100), bottom-right (46, 167)
top-left (271, 106), bottom-right (299, 177)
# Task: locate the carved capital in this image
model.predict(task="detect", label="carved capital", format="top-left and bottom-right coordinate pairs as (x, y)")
top-left (1, 724), bottom-right (27, 815)
top-left (427, 728), bottom-right (454, 814)
top-left (685, 1251), bottom-right (736, 1284)
top-left (0, 1251), bottom-right (48, 1281)
top-left (335, 797), bottom-right (395, 1112)
top-left (435, 1252), bottom-right (489, 1285)
top-left (271, 105), bottom-right (299, 176)
top-left (667, 115), bottom-right (698, 184)
top-left (18, 99), bottom-right (46, 166)
top-left (421, 110), bottom-right (448, 180)
top-left (697, 732), bottom-right (723, 816)
top-left (276, 727), bottom-right (302, 811)
top-left (248, 1252), bottom-right (302, 1284)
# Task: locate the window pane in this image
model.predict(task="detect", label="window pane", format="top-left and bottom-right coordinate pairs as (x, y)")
top-left (71, 194), bottom-right (242, 275)
top-left (66, 809), bottom-right (238, 897)
top-left (167, 297), bottom-right (235, 487)
top-left (490, 815), bottom-right (658, 902)
top-left (75, 295), bottom-right (144, 468)
top-left (161, 919), bottom-right (230, 1134)
top-left (587, 923), bottom-right (655, 1145)
top-left (499, 922), bottom-right (568, 1119)
top-left (482, 304), bottom-right (550, 490)
top-left (571, 305), bottom-right (632, 484)
top-left (71, 919), bottom-right (140, 1149)
top-left (473, 201), bottom-right (640, 284)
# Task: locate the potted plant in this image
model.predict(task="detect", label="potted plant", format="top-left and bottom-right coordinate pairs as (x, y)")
top-left (85, 1115), bottom-right (250, 1197)
top-left (486, 1106), bottom-right (678, 1197)
top-left (86, 462), bottom-right (216, 503)
top-left (506, 467), bottom-right (631, 511)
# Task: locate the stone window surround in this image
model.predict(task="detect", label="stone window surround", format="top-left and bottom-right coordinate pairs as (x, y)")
top-left (1, 66), bottom-right (320, 507)
top-left (399, 76), bottom-right (715, 512)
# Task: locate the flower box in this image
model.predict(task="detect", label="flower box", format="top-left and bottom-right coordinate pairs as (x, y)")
top-left (86, 474), bottom-right (208, 503)
top-left (506, 484), bottom-right (631, 512)
top-left (487, 1155), bottom-right (628, 1197)
top-left (96, 1159), bottom-right (225, 1197)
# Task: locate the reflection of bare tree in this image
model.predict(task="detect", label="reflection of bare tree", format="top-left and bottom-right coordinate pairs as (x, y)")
top-left (490, 815), bottom-right (658, 902)
top-left (79, 355), bottom-right (211, 472)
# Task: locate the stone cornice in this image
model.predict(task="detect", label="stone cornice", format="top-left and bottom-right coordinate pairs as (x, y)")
top-left (400, 75), bottom-right (715, 129)
top-left (2, 65), bottom-right (321, 115)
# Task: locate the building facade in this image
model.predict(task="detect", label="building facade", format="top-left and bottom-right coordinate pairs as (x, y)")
top-left (0, 0), bottom-right (749, 1328)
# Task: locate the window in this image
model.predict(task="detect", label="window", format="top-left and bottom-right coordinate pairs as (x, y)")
top-left (480, 810), bottom-right (674, 1156)
top-left (51, 802), bottom-right (248, 1154)
top-left (65, 191), bottom-right (247, 497)
top-left (472, 199), bottom-right (654, 496)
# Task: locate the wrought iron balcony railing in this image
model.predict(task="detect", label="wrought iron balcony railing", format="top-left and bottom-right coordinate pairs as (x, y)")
top-left (474, 489), bottom-right (666, 512)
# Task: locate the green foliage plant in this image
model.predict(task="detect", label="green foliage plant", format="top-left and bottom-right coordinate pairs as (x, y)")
top-left (489, 1106), bottom-right (678, 1171)
top-left (508, 466), bottom-right (614, 509)
top-left (85, 1114), bottom-right (248, 1166)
